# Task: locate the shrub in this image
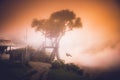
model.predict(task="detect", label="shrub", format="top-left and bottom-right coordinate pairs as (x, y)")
top-left (48, 68), bottom-right (83, 80)
top-left (10, 46), bottom-right (50, 63)
top-left (51, 60), bottom-right (83, 76)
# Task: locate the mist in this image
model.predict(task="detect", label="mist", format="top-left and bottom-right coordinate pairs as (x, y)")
top-left (0, 0), bottom-right (119, 71)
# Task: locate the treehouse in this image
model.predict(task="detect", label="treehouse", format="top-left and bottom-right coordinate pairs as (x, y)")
top-left (0, 39), bottom-right (14, 60)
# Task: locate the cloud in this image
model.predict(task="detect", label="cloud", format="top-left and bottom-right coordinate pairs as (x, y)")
top-left (81, 39), bottom-right (120, 54)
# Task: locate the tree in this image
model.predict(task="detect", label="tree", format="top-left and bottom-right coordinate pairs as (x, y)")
top-left (31, 9), bottom-right (82, 62)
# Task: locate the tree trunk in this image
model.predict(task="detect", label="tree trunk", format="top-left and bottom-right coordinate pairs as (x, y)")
top-left (49, 39), bottom-right (60, 62)
top-left (55, 41), bottom-right (60, 60)
top-left (49, 33), bottom-right (64, 62)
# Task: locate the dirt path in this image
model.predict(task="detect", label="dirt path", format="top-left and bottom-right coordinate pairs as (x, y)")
top-left (28, 61), bottom-right (51, 80)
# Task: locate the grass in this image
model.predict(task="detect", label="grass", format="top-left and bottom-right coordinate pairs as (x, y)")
top-left (48, 69), bottom-right (83, 80)
top-left (47, 60), bottom-right (84, 80)
top-left (1, 48), bottom-right (84, 80)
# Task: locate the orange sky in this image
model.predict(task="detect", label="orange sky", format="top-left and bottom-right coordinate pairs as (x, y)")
top-left (0, 0), bottom-right (120, 69)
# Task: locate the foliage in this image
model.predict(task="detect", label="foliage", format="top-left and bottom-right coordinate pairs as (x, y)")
top-left (48, 60), bottom-right (84, 80)
top-left (65, 63), bottom-right (83, 75)
top-left (10, 46), bottom-right (50, 63)
top-left (32, 9), bottom-right (82, 61)
top-left (51, 60), bottom-right (83, 75)
top-left (30, 50), bottom-right (50, 62)
top-left (32, 9), bottom-right (82, 38)
top-left (48, 69), bottom-right (83, 80)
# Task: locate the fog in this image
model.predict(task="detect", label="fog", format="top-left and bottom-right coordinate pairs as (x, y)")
top-left (0, 0), bottom-right (119, 70)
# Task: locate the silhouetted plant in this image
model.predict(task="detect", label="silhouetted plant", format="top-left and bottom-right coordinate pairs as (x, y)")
top-left (65, 63), bottom-right (83, 75)
top-left (51, 60), bottom-right (65, 69)
top-left (48, 61), bottom-right (84, 80)
top-left (30, 50), bottom-right (50, 62)
top-left (50, 60), bottom-right (83, 76)
top-left (10, 46), bottom-right (50, 63)
top-left (32, 9), bottom-right (82, 61)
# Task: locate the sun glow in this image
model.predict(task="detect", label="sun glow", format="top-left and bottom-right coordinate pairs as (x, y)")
top-left (26, 11), bottom-right (119, 67)
top-left (20, 0), bottom-right (119, 68)
top-left (0, 0), bottom-right (119, 71)
top-left (27, 27), bottom-right (95, 60)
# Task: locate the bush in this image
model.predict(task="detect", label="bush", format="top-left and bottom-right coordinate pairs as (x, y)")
top-left (48, 68), bottom-right (83, 80)
top-left (65, 63), bottom-right (83, 75)
top-left (51, 60), bottom-right (65, 69)
top-left (10, 46), bottom-right (50, 63)
top-left (51, 60), bottom-right (83, 75)
top-left (30, 50), bottom-right (50, 62)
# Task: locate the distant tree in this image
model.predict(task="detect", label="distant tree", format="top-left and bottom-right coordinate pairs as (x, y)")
top-left (32, 9), bottom-right (82, 61)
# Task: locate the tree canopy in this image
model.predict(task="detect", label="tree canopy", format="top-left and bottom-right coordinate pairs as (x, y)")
top-left (32, 9), bottom-right (82, 38)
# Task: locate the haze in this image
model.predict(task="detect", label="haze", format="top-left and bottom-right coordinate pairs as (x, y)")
top-left (0, 0), bottom-right (119, 70)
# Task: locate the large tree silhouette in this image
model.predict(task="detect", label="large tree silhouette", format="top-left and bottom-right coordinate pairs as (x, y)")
top-left (32, 10), bottom-right (82, 61)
